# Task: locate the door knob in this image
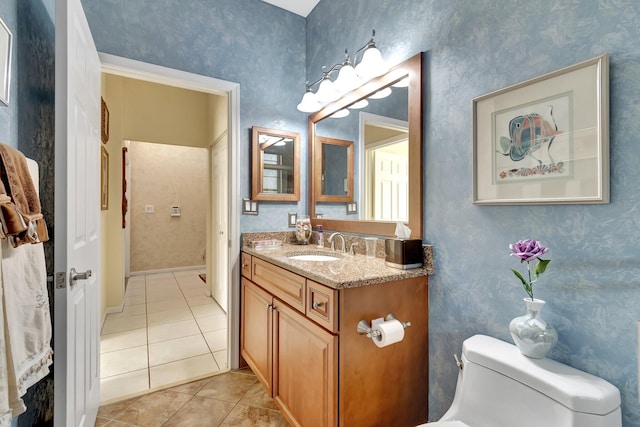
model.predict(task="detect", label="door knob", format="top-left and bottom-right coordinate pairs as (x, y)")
top-left (70, 268), bottom-right (92, 287)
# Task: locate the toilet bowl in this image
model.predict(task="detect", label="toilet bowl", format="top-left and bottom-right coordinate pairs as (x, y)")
top-left (419, 335), bottom-right (621, 427)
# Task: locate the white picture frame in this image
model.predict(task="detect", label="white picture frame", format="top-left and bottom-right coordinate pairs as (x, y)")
top-left (0, 17), bottom-right (12, 106)
top-left (472, 54), bottom-right (609, 205)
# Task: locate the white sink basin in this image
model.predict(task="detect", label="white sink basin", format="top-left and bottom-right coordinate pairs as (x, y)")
top-left (288, 254), bottom-right (340, 262)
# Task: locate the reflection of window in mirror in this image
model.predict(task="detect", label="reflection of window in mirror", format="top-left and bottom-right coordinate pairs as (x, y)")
top-left (251, 126), bottom-right (300, 201)
top-left (263, 145), bottom-right (292, 194)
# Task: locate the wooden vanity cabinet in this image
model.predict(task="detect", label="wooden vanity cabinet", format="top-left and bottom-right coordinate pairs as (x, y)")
top-left (273, 300), bottom-right (337, 427)
top-left (240, 277), bottom-right (272, 394)
top-left (241, 260), bottom-right (337, 427)
top-left (240, 252), bottom-right (428, 427)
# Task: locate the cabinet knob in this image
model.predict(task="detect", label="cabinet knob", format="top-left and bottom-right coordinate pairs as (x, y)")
top-left (312, 301), bottom-right (324, 309)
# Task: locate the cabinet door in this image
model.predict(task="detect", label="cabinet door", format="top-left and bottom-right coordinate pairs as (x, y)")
top-left (273, 300), bottom-right (337, 427)
top-left (240, 278), bottom-right (273, 394)
top-left (240, 252), bottom-right (252, 279)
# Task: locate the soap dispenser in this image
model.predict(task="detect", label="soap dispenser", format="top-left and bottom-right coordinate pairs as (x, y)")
top-left (317, 225), bottom-right (323, 248)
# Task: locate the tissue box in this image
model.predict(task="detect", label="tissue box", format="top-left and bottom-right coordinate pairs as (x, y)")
top-left (384, 238), bottom-right (423, 270)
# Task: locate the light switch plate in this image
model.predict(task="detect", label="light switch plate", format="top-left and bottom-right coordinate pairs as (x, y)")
top-left (288, 212), bottom-right (297, 227)
top-left (242, 198), bottom-right (258, 215)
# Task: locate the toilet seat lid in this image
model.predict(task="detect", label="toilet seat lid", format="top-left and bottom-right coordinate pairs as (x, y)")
top-left (463, 335), bottom-right (620, 415)
top-left (417, 421), bottom-right (469, 427)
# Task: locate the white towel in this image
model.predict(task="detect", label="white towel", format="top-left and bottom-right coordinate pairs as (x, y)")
top-left (0, 281), bottom-right (12, 427)
top-left (1, 237), bottom-right (52, 416)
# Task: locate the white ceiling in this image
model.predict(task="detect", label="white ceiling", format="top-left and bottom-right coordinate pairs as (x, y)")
top-left (261, 0), bottom-right (321, 17)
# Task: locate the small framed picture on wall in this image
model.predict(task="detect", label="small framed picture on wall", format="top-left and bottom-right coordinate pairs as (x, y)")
top-left (0, 17), bottom-right (13, 106)
top-left (101, 146), bottom-right (109, 210)
top-left (101, 97), bottom-right (110, 143)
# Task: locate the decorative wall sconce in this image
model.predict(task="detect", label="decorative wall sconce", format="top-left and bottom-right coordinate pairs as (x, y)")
top-left (297, 30), bottom-right (389, 114)
top-left (242, 198), bottom-right (259, 215)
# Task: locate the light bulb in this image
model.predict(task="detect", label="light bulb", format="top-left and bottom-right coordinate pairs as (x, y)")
top-left (334, 64), bottom-right (361, 94)
top-left (348, 99), bottom-right (369, 109)
top-left (315, 78), bottom-right (339, 104)
top-left (392, 77), bottom-right (409, 87)
top-left (296, 91), bottom-right (321, 113)
top-left (368, 87), bottom-right (392, 99)
top-left (330, 109), bottom-right (350, 118)
top-left (355, 46), bottom-right (386, 81)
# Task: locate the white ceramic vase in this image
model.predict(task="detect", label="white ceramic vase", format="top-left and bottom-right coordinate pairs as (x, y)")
top-left (509, 298), bottom-right (558, 359)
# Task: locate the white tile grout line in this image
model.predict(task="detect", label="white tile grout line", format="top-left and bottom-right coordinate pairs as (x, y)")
top-left (172, 270), bottom-right (224, 371)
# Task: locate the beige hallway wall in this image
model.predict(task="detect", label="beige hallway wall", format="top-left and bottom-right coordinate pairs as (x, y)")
top-left (100, 74), bottom-right (126, 319)
top-left (100, 73), bottom-right (227, 316)
top-left (129, 142), bottom-right (208, 272)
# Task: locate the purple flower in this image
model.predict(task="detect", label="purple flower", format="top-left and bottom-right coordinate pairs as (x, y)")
top-left (509, 239), bottom-right (549, 262)
top-left (508, 239), bottom-right (551, 300)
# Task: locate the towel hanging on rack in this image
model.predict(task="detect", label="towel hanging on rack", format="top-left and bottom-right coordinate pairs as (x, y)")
top-left (0, 282), bottom-right (12, 426)
top-left (0, 151), bottom-right (52, 417)
top-left (0, 144), bottom-right (49, 247)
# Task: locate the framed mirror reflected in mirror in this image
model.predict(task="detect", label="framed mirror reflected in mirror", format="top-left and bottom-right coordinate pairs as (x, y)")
top-left (251, 126), bottom-right (300, 201)
top-left (315, 135), bottom-right (354, 202)
top-left (308, 52), bottom-right (423, 238)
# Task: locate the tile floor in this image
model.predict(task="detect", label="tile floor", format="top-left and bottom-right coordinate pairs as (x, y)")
top-left (96, 368), bottom-right (290, 426)
top-left (100, 269), bottom-right (228, 404)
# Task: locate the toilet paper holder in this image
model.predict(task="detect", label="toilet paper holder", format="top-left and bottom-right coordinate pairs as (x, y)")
top-left (357, 313), bottom-right (411, 338)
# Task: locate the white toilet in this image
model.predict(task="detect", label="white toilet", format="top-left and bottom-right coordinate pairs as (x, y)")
top-left (420, 334), bottom-right (621, 427)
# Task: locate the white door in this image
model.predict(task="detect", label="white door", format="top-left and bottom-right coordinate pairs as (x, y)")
top-left (211, 136), bottom-right (229, 312)
top-left (373, 151), bottom-right (409, 222)
top-left (53, 0), bottom-right (101, 425)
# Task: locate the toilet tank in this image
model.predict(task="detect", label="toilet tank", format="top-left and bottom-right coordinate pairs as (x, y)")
top-left (440, 335), bottom-right (621, 427)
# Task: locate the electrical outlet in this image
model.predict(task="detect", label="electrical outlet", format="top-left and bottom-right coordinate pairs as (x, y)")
top-left (145, 205), bottom-right (154, 213)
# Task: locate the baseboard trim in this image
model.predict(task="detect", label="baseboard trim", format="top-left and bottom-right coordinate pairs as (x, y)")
top-left (130, 265), bottom-right (206, 276)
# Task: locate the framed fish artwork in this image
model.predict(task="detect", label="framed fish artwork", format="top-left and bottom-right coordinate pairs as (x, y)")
top-left (472, 54), bottom-right (609, 204)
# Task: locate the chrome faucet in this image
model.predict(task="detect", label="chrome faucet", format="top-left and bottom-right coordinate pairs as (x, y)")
top-left (328, 232), bottom-right (346, 253)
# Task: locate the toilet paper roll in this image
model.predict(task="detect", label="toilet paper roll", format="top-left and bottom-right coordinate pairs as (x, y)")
top-left (372, 319), bottom-right (405, 348)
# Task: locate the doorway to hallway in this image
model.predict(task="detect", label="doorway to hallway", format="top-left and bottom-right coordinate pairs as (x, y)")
top-left (98, 54), bottom-right (241, 403)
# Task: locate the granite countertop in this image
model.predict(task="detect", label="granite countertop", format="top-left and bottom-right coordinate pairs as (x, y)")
top-left (242, 243), bottom-right (431, 290)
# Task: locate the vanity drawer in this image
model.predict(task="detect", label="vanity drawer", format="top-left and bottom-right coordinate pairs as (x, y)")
top-left (252, 257), bottom-right (305, 313)
top-left (241, 252), bottom-right (252, 279)
top-left (306, 280), bottom-right (338, 332)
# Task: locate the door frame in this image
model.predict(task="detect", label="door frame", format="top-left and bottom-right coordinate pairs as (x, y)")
top-left (99, 53), bottom-right (241, 368)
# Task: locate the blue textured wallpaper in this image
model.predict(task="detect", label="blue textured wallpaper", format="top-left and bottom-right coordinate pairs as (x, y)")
top-left (80, 0), bottom-right (640, 425)
top-left (2, 0), bottom-right (55, 425)
top-left (81, 0), bottom-right (309, 233)
top-left (307, 0), bottom-right (640, 425)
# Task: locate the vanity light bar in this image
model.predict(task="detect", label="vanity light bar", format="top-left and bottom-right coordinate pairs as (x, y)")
top-left (297, 30), bottom-right (388, 114)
